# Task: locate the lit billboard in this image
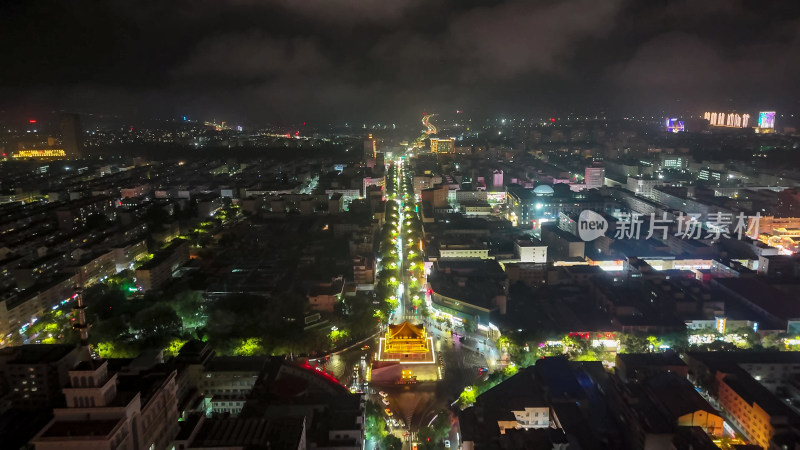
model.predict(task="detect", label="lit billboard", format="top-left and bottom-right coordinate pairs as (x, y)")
top-left (758, 111), bottom-right (775, 129)
top-left (703, 112), bottom-right (750, 128)
top-left (666, 118), bottom-right (684, 133)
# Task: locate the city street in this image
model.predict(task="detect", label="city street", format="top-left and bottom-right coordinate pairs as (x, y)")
top-left (365, 159), bottom-right (500, 450)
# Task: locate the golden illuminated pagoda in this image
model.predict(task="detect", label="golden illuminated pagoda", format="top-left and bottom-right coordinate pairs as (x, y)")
top-left (372, 321), bottom-right (438, 383)
top-left (385, 322), bottom-right (429, 354)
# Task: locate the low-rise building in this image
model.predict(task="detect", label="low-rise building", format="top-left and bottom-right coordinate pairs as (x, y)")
top-left (307, 278), bottom-right (345, 313)
top-left (202, 356), bottom-right (268, 417)
top-left (515, 238), bottom-right (547, 263)
top-left (428, 260), bottom-right (507, 328)
top-left (135, 239), bottom-right (190, 291)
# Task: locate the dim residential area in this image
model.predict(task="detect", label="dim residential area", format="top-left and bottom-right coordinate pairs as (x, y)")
top-left (4, 1), bottom-right (800, 450)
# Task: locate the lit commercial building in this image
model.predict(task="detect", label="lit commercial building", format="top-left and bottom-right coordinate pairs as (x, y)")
top-left (430, 137), bottom-right (455, 154)
top-left (626, 177), bottom-right (664, 200)
top-left (427, 259), bottom-right (507, 329)
top-left (12, 149), bottom-right (67, 160)
top-left (658, 155), bottom-right (688, 171)
top-left (492, 170), bottom-right (504, 188)
top-left (506, 184), bottom-right (612, 228)
top-left (364, 135), bottom-right (376, 161)
top-left (756, 111), bottom-right (776, 134)
top-left (665, 118), bottom-right (685, 133)
top-left (698, 168), bottom-right (723, 182)
top-left (703, 111), bottom-right (751, 128)
top-left (438, 239), bottom-right (490, 260)
top-left (584, 165), bottom-right (605, 189)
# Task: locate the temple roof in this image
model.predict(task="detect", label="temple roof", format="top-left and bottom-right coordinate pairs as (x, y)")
top-left (388, 322), bottom-right (425, 339)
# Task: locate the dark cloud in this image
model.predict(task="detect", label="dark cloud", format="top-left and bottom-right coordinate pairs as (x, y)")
top-left (175, 34), bottom-right (330, 81)
top-left (447, 0), bottom-right (623, 78)
top-left (1, 0), bottom-right (799, 123)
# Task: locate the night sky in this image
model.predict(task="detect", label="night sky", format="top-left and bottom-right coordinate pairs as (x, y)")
top-left (2, 0), bottom-right (800, 124)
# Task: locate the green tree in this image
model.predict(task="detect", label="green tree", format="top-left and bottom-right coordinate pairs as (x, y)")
top-left (458, 386), bottom-right (477, 408)
top-left (763, 333), bottom-right (787, 350)
top-left (647, 335), bottom-right (661, 352)
top-left (233, 338), bottom-right (265, 356)
top-left (383, 435), bottom-right (402, 450)
top-left (463, 319), bottom-right (477, 334)
top-left (620, 333), bottom-right (648, 353)
top-left (418, 411), bottom-right (451, 449)
top-left (90, 316), bottom-right (130, 344)
top-left (131, 304), bottom-right (183, 339)
top-left (365, 400), bottom-right (388, 441)
top-left (726, 326), bottom-right (761, 349)
top-left (85, 284), bottom-right (127, 321)
top-left (169, 290), bottom-right (206, 329)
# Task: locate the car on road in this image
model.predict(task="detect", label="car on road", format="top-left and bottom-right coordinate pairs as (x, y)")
top-left (378, 391), bottom-right (388, 398)
top-left (384, 408), bottom-right (393, 416)
top-left (382, 398), bottom-right (390, 406)
top-left (444, 440), bottom-right (451, 448)
top-left (361, 344), bottom-right (370, 350)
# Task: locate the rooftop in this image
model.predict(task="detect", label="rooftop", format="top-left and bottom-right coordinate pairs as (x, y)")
top-left (206, 356), bottom-right (269, 373)
top-left (388, 322), bottom-right (425, 339)
top-left (617, 351), bottom-right (686, 369)
top-left (0, 344), bottom-right (77, 365)
top-left (40, 419), bottom-right (122, 439)
top-left (714, 277), bottom-right (800, 320)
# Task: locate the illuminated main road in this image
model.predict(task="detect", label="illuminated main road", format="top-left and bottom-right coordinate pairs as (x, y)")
top-left (373, 155), bottom-right (503, 450)
top-left (390, 158), bottom-right (413, 325)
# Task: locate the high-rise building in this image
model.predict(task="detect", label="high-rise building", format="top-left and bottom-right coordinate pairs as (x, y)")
top-left (59, 113), bottom-right (82, 158)
top-left (492, 170), bottom-right (504, 188)
top-left (585, 165), bottom-right (605, 189)
top-left (363, 135), bottom-right (376, 162)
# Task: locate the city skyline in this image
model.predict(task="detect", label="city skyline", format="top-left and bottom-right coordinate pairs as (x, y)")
top-left (2, 1), bottom-right (800, 123)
